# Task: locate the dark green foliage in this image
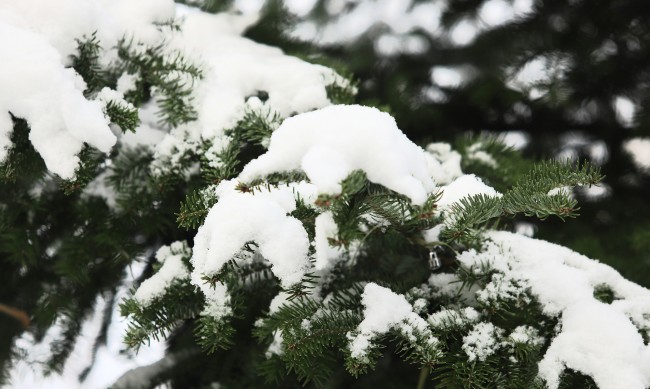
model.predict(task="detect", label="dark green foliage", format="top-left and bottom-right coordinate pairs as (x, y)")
top-left (71, 32), bottom-right (105, 96)
top-left (117, 38), bottom-right (203, 127)
top-left (0, 117), bottom-right (45, 183)
top-left (104, 100), bottom-right (140, 133)
top-left (455, 134), bottom-right (534, 192)
top-left (441, 160), bottom-right (603, 245)
top-left (177, 188), bottom-right (218, 230)
top-left (121, 280), bottom-right (204, 350)
top-left (60, 146), bottom-right (105, 195)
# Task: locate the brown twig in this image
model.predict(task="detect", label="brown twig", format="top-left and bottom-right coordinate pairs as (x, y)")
top-left (0, 303), bottom-right (30, 329)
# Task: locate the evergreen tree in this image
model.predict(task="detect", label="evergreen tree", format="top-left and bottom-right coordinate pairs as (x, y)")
top-left (1, 1), bottom-right (649, 389)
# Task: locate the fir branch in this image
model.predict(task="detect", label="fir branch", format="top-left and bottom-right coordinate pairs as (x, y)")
top-left (441, 160), bottom-right (603, 244)
top-left (71, 32), bottom-right (105, 96)
top-left (177, 187), bottom-right (218, 230)
top-left (194, 315), bottom-right (236, 354)
top-left (104, 100), bottom-right (140, 133)
top-left (117, 38), bottom-right (203, 127)
top-left (60, 146), bottom-right (106, 195)
top-left (121, 281), bottom-right (204, 350)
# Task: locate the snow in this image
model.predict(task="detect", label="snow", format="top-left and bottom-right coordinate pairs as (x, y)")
top-left (424, 143), bottom-right (464, 185)
top-left (8, 259), bottom-right (165, 389)
top-left (501, 131), bottom-right (530, 153)
top-left (449, 19), bottom-right (479, 46)
top-left (133, 242), bottom-right (191, 306)
top-left (151, 9), bottom-right (351, 175)
top-left (428, 307), bottom-right (480, 328)
top-left (0, 0), bottom-right (181, 178)
top-left (458, 231), bottom-right (650, 389)
top-left (437, 174), bottom-right (502, 209)
top-left (314, 211), bottom-right (346, 271)
top-left (430, 66), bottom-right (466, 88)
top-left (240, 105), bottom-right (436, 205)
top-left (462, 322), bottom-right (503, 362)
top-left (0, 20), bottom-right (115, 178)
top-left (265, 330), bottom-right (284, 358)
top-left (624, 137), bottom-right (650, 172)
top-left (466, 142), bottom-right (498, 168)
top-left (348, 283), bottom-right (437, 359)
top-left (268, 292), bottom-right (292, 315)
top-left (508, 325), bottom-right (543, 346)
top-left (191, 180), bottom-right (311, 295)
top-left (311, 0), bottom-right (443, 46)
top-left (422, 224), bottom-right (444, 243)
top-left (479, 0), bottom-right (515, 27)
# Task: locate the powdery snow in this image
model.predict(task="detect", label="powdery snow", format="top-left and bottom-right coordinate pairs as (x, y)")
top-left (0, 0), bottom-right (181, 178)
top-left (437, 174), bottom-right (502, 208)
top-left (424, 142), bottom-right (464, 185)
top-left (458, 230), bottom-right (650, 389)
top-left (348, 283), bottom-right (437, 359)
top-left (191, 180), bottom-right (312, 290)
top-left (150, 9), bottom-right (351, 175)
top-left (240, 105), bottom-right (436, 205)
top-left (462, 322), bottom-right (504, 362)
top-left (314, 211), bottom-right (346, 271)
top-left (133, 242), bottom-right (191, 306)
top-left (0, 20), bottom-right (115, 178)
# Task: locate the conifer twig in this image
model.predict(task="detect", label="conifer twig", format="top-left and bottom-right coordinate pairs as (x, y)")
top-left (0, 303), bottom-right (30, 329)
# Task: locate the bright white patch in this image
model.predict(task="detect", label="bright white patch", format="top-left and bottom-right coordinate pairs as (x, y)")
top-left (425, 143), bottom-right (464, 185)
top-left (268, 292), bottom-right (292, 316)
top-left (285, 0), bottom-right (317, 17)
top-left (514, 222), bottom-right (536, 237)
top-left (614, 96), bottom-right (637, 128)
top-left (513, 0), bottom-right (535, 17)
top-left (578, 183), bottom-right (611, 201)
top-left (479, 0), bottom-right (515, 27)
top-left (240, 105), bottom-right (436, 205)
top-left (500, 131), bottom-right (530, 150)
top-left (192, 180), bottom-right (311, 289)
top-left (437, 174), bottom-right (502, 209)
top-left (348, 283), bottom-right (438, 359)
top-left (507, 55), bottom-right (571, 99)
top-left (265, 330), bottom-right (284, 358)
top-left (449, 19), bottom-right (478, 46)
top-left (151, 11), bottom-right (352, 175)
top-left (431, 66), bottom-right (466, 88)
top-left (134, 242), bottom-right (191, 306)
top-left (462, 322), bottom-right (503, 362)
top-left (428, 307), bottom-right (480, 328)
top-left (314, 211), bottom-right (346, 272)
top-left (0, 21), bottom-right (115, 178)
top-left (316, 0), bottom-right (442, 45)
top-left (623, 138), bottom-right (650, 172)
top-left (467, 142), bottom-right (498, 168)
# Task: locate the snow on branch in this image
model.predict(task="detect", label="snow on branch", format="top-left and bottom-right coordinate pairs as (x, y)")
top-left (190, 180), bottom-right (316, 317)
top-left (461, 231), bottom-right (650, 389)
top-left (240, 105), bottom-right (437, 205)
top-left (0, 21), bottom-right (116, 179)
top-left (133, 242), bottom-right (191, 306)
